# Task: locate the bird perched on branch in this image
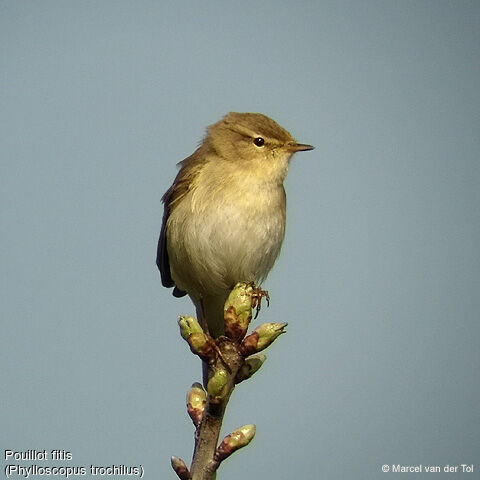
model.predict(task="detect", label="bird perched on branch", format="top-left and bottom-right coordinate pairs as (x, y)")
top-left (157, 112), bottom-right (314, 338)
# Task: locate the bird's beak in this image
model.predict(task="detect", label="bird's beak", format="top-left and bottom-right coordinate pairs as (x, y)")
top-left (287, 142), bottom-right (315, 152)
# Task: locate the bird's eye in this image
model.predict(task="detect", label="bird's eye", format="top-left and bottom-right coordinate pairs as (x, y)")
top-left (253, 137), bottom-right (265, 147)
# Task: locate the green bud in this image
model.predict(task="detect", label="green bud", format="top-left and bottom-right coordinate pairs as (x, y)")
top-left (206, 368), bottom-right (228, 401)
top-left (235, 354), bottom-right (267, 383)
top-left (216, 424), bottom-right (256, 462)
top-left (241, 322), bottom-right (287, 356)
top-left (186, 332), bottom-right (215, 362)
top-left (223, 283), bottom-right (255, 341)
top-left (186, 383), bottom-right (206, 427)
top-left (255, 322), bottom-right (287, 350)
top-left (178, 315), bottom-right (203, 340)
top-left (170, 456), bottom-right (190, 480)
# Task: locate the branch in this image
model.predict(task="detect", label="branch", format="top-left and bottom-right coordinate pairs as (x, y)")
top-left (172, 283), bottom-right (287, 480)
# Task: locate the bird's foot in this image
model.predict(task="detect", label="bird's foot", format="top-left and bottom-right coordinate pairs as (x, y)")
top-left (251, 286), bottom-right (270, 319)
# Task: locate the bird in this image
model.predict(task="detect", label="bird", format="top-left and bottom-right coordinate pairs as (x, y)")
top-left (157, 112), bottom-right (314, 338)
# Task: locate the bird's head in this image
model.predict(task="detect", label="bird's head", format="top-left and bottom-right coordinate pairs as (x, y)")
top-left (206, 112), bottom-right (314, 182)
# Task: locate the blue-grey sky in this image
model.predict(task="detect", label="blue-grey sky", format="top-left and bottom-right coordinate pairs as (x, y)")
top-left (2, 1), bottom-right (479, 479)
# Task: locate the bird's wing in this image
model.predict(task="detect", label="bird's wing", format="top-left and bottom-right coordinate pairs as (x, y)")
top-left (156, 148), bottom-right (207, 296)
top-left (156, 189), bottom-right (175, 288)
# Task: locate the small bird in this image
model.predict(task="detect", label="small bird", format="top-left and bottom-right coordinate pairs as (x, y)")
top-left (157, 112), bottom-right (314, 338)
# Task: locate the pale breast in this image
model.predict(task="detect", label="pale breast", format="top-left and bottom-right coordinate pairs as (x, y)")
top-left (167, 172), bottom-right (286, 298)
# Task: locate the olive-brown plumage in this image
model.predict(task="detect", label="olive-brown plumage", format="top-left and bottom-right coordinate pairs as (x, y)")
top-left (157, 112), bottom-right (313, 337)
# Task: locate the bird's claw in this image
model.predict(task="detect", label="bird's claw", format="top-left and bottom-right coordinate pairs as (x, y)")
top-left (251, 286), bottom-right (270, 319)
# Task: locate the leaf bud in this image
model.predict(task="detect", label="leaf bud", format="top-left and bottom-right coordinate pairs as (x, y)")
top-left (235, 354), bottom-right (266, 383)
top-left (186, 332), bottom-right (215, 363)
top-left (223, 282), bottom-right (255, 341)
top-left (241, 322), bottom-right (287, 356)
top-left (178, 315), bottom-right (203, 340)
top-left (186, 383), bottom-right (206, 427)
top-left (215, 424), bottom-right (256, 462)
top-left (170, 456), bottom-right (190, 480)
top-left (206, 368), bottom-right (228, 401)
